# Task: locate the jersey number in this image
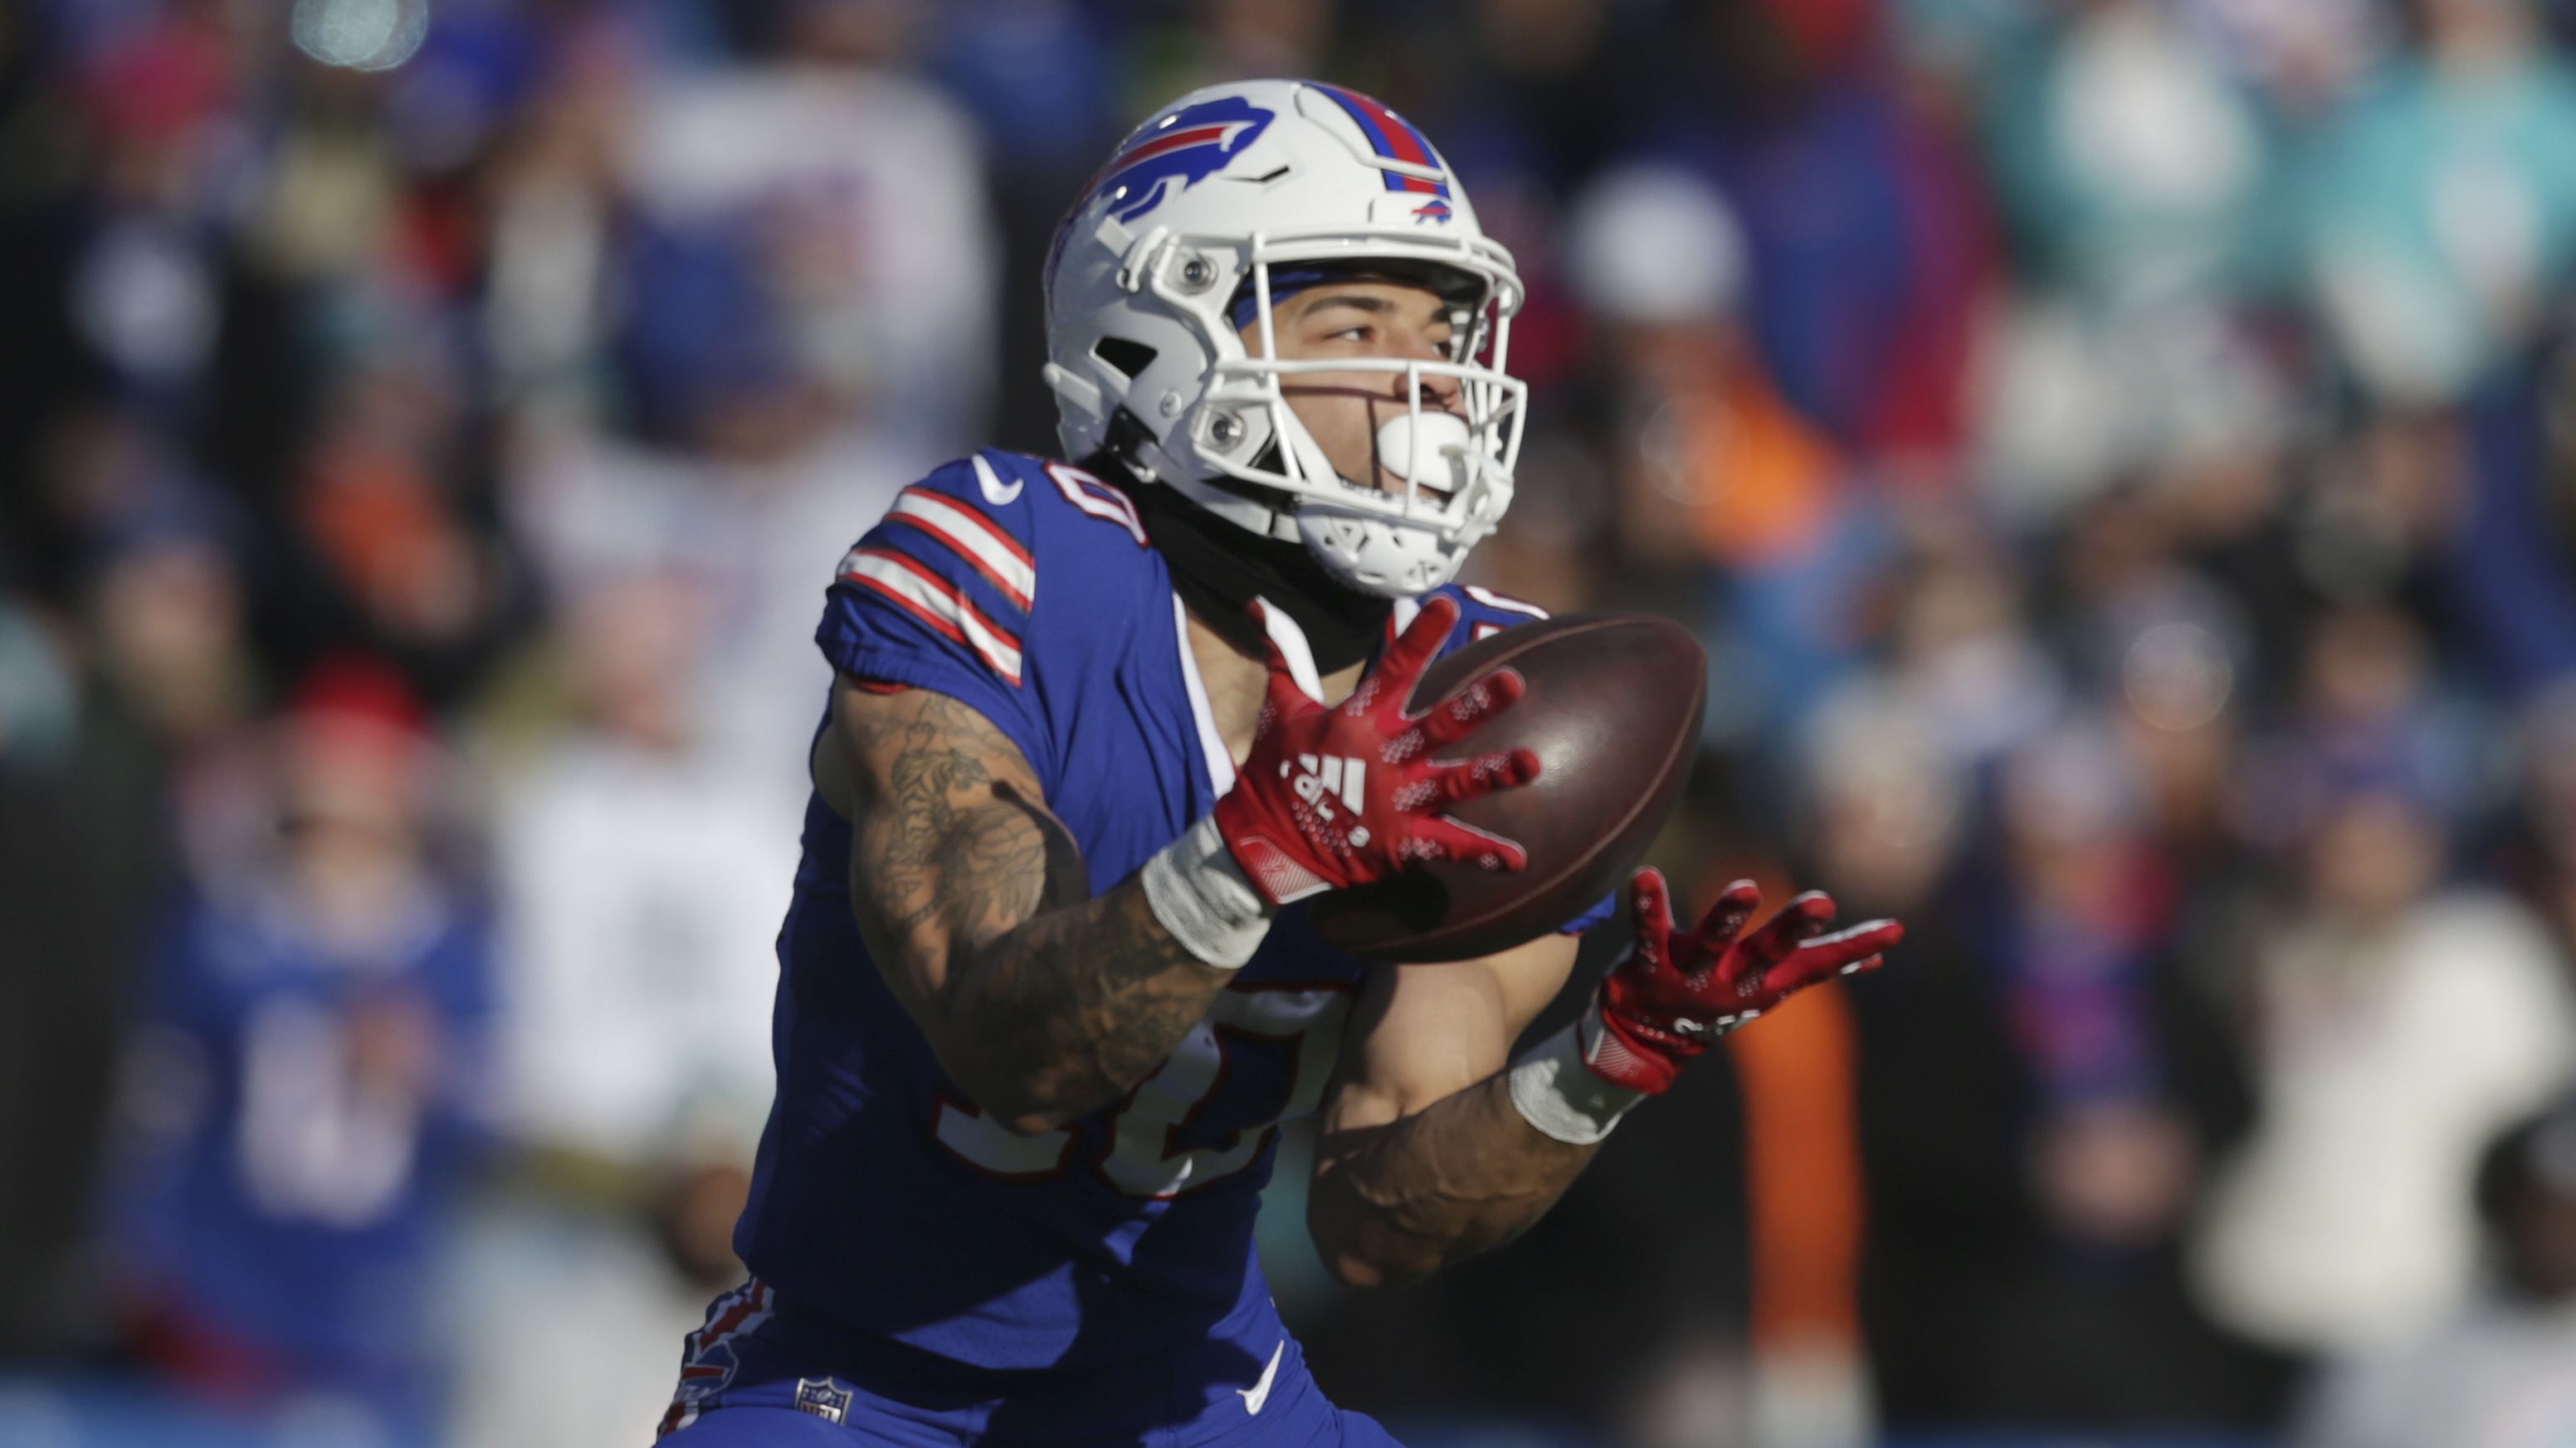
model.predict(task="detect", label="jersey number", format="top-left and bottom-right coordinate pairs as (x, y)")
top-left (933, 985), bottom-right (1350, 1198)
top-left (1044, 462), bottom-right (1149, 547)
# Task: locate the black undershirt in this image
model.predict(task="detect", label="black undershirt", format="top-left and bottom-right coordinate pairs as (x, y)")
top-left (1088, 454), bottom-right (1393, 674)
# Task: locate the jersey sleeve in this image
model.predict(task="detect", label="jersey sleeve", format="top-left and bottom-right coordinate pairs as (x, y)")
top-left (1426, 582), bottom-right (1556, 644)
top-left (816, 452), bottom-right (1055, 786)
top-left (1553, 890), bottom-right (1619, 936)
top-left (1415, 583), bottom-right (1620, 937)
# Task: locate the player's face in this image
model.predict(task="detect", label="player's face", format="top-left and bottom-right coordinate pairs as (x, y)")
top-left (1241, 279), bottom-right (1460, 496)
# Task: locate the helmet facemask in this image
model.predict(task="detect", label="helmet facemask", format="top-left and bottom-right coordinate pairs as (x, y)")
top-left (1095, 231), bottom-right (1527, 598)
top-left (1222, 254), bottom-right (1527, 597)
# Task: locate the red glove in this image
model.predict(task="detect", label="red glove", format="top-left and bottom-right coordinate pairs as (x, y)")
top-left (1580, 869), bottom-right (1903, 1095)
top-left (1213, 595), bottom-right (1539, 905)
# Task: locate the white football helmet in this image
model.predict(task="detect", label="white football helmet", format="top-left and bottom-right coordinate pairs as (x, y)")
top-left (1043, 79), bottom-right (1526, 597)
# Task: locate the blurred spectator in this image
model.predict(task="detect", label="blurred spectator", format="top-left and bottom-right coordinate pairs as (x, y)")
top-left (620, 0), bottom-right (995, 443)
top-left (0, 467), bottom-right (256, 1358)
top-left (1670, 1), bottom-right (1992, 472)
top-left (2190, 612), bottom-right (2576, 1354)
top-left (926, 1), bottom-right (1116, 181)
top-left (2233, 604), bottom-right (2487, 846)
top-left (79, 461), bottom-right (260, 753)
top-left (1564, 160), bottom-right (1769, 578)
top-left (2176, 0), bottom-right (2388, 118)
top-left (2077, 544), bottom-right (2256, 873)
top-left (925, 0), bottom-right (1121, 450)
top-left (2434, 355), bottom-right (2576, 695)
top-left (1876, 524), bottom-right (2062, 769)
top-left (1847, 703), bottom-right (2285, 1431)
top-left (2500, 681), bottom-right (2576, 961)
top-left (0, 584), bottom-right (158, 1360)
top-left (1984, 0), bottom-right (2268, 313)
top-left (505, 394), bottom-right (925, 820)
top-left (477, 8), bottom-right (632, 423)
top-left (2299, 0), bottom-right (2576, 404)
top-left (277, 343), bottom-right (518, 702)
top-left (59, 9), bottom-right (239, 423)
top-left (1564, 162), bottom-right (1891, 749)
top-left (446, 565), bottom-right (791, 1448)
top-left (1123, 0), bottom-right (1335, 109)
top-left (109, 659), bottom-right (496, 1438)
top-left (503, 0), bottom-right (988, 818)
top-left (488, 566), bottom-right (784, 1171)
top-left (1991, 722), bottom-right (2195, 1254)
top-left (2294, 1089), bottom-right (2576, 1448)
top-left (1974, 0), bottom-right (2289, 519)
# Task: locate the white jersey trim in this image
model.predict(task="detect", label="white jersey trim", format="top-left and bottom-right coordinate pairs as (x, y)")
top-left (1462, 583), bottom-right (1549, 619)
top-left (1173, 593), bottom-right (1237, 797)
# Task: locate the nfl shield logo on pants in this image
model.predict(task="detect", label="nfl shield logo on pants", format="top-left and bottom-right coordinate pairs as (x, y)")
top-left (794, 1377), bottom-right (853, 1426)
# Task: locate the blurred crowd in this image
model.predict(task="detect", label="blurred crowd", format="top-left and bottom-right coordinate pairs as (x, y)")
top-left (7, 0), bottom-right (2576, 1446)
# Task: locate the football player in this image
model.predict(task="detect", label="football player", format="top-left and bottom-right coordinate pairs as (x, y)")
top-left (655, 80), bottom-right (1903, 1446)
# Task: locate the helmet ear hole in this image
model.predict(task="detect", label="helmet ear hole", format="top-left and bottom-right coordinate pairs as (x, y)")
top-left (1091, 337), bottom-right (1159, 382)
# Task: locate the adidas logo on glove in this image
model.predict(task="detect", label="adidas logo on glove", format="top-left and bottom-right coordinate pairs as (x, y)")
top-left (1284, 753), bottom-right (1369, 836)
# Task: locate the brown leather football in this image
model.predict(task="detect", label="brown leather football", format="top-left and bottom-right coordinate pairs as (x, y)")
top-left (1309, 612), bottom-right (1706, 963)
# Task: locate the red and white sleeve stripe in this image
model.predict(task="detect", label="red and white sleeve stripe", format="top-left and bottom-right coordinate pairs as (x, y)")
top-left (884, 486), bottom-right (1037, 611)
top-left (837, 546), bottom-right (1027, 685)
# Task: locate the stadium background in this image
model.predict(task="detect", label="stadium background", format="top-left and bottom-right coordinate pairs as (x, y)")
top-left (7, 0), bottom-right (2576, 1445)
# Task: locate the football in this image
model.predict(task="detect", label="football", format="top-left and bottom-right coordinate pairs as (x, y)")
top-left (1310, 612), bottom-right (1706, 963)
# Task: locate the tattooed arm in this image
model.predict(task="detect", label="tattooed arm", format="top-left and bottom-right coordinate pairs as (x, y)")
top-left (821, 675), bottom-right (1235, 1134)
top-left (1310, 877), bottom-right (1903, 1287)
top-left (1307, 933), bottom-right (1594, 1287)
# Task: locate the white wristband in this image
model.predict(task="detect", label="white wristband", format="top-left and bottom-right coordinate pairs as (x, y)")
top-left (1507, 1021), bottom-right (1646, 1145)
top-left (1141, 813), bottom-right (1275, 970)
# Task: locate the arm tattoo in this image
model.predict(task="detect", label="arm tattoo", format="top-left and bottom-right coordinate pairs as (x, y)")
top-left (1310, 1075), bottom-right (1597, 1286)
top-left (840, 687), bottom-right (1231, 1126)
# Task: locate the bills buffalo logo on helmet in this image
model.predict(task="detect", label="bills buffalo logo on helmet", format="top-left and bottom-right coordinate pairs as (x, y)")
top-left (1090, 95), bottom-right (1276, 223)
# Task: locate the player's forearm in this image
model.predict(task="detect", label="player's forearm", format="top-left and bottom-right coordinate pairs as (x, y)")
top-left (840, 686), bottom-right (1238, 1134)
top-left (934, 875), bottom-right (1235, 1133)
top-left (1307, 1073), bottom-right (1598, 1289)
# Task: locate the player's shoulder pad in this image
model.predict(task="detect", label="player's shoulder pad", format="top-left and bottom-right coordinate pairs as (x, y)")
top-left (1411, 581), bottom-right (1553, 655)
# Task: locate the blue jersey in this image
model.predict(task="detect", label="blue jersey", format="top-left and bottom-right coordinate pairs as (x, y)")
top-left (115, 877), bottom-right (495, 1420)
top-left (720, 449), bottom-right (1589, 1436)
